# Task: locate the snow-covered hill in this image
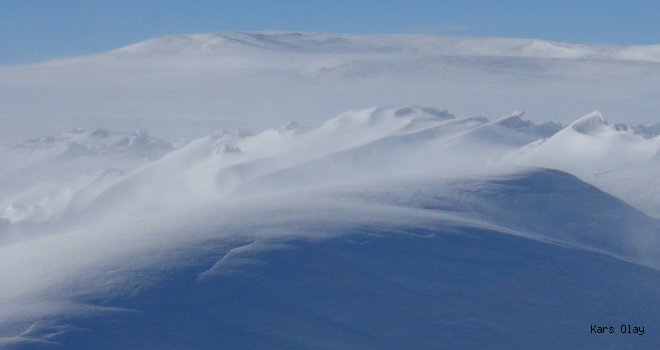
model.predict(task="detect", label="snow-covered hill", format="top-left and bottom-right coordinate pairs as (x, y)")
top-left (3, 106), bottom-right (658, 229)
top-left (2, 32), bottom-right (660, 144)
top-left (109, 32), bottom-right (660, 62)
top-left (1, 167), bottom-right (659, 349)
top-left (1, 32), bottom-right (660, 349)
top-left (1, 104), bottom-right (659, 348)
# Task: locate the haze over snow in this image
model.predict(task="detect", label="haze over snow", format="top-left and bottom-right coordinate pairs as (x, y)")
top-left (0, 32), bottom-right (659, 349)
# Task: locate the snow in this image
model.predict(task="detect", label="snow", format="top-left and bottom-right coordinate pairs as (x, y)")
top-left (569, 111), bottom-right (610, 135)
top-left (14, 129), bottom-right (171, 159)
top-left (108, 32), bottom-right (660, 63)
top-left (1, 167), bottom-right (659, 349)
top-left (1, 32), bottom-right (659, 349)
top-left (3, 32), bottom-right (660, 145)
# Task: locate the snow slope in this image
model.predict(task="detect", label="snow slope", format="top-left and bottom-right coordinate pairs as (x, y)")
top-left (513, 111), bottom-right (660, 216)
top-left (2, 32), bottom-right (660, 144)
top-left (0, 108), bottom-right (658, 346)
top-left (109, 32), bottom-right (660, 62)
top-left (1, 32), bottom-right (660, 349)
top-left (3, 106), bottom-right (657, 229)
top-left (1, 168), bottom-right (659, 349)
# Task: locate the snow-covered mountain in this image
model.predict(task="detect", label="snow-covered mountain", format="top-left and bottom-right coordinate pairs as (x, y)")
top-left (108, 32), bottom-right (660, 62)
top-left (2, 32), bottom-right (660, 144)
top-left (1, 33), bottom-right (660, 349)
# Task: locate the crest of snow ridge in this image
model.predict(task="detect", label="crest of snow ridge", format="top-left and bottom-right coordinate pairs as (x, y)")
top-left (107, 32), bottom-right (660, 63)
top-left (2, 106), bottom-right (659, 226)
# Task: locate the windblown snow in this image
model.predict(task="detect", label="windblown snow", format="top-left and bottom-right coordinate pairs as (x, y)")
top-left (1, 32), bottom-right (659, 349)
top-left (3, 31), bottom-right (660, 143)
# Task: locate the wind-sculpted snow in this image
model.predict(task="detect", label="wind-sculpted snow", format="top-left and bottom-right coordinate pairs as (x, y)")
top-left (0, 129), bottom-right (172, 226)
top-left (0, 107), bottom-right (527, 226)
top-left (3, 106), bottom-right (658, 228)
top-left (0, 105), bottom-right (659, 348)
top-left (3, 32), bottom-right (660, 145)
top-left (2, 30), bottom-right (660, 348)
top-left (0, 169), bottom-right (659, 348)
top-left (512, 111), bottom-right (660, 216)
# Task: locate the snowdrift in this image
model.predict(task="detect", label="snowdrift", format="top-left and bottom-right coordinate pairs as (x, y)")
top-left (3, 32), bottom-right (660, 145)
top-left (0, 104), bottom-right (659, 348)
top-left (1, 169), bottom-right (659, 349)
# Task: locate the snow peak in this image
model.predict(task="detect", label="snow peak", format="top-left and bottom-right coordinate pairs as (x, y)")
top-left (590, 324), bottom-right (645, 335)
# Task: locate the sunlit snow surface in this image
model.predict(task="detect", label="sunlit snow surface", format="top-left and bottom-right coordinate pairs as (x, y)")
top-left (1, 33), bottom-right (660, 349)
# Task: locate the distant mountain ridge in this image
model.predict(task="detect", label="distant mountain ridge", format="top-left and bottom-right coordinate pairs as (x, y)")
top-left (105, 32), bottom-right (660, 63)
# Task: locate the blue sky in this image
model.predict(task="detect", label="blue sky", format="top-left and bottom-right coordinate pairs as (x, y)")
top-left (1, 0), bottom-right (659, 63)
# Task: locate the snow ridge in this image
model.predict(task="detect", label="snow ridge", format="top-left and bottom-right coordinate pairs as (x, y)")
top-left (1, 106), bottom-right (660, 349)
top-left (108, 32), bottom-right (660, 63)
